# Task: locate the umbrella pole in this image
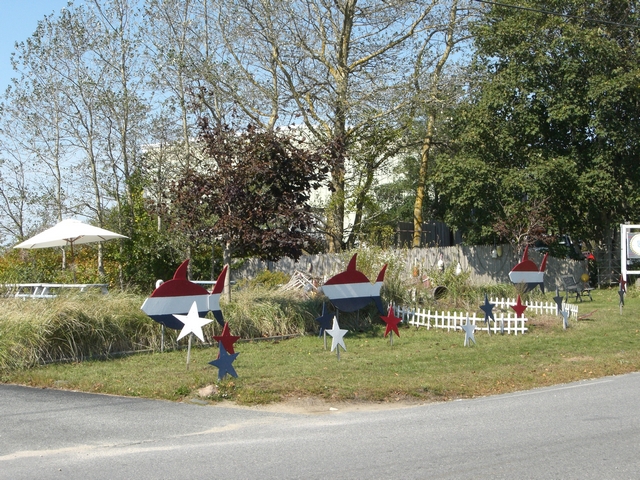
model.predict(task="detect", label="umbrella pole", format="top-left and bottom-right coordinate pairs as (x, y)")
top-left (70, 241), bottom-right (76, 282)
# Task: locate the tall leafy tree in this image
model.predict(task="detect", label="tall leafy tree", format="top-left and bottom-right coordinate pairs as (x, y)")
top-left (410, 0), bottom-right (473, 247)
top-left (198, 0), bottom-right (448, 252)
top-left (0, 157), bottom-right (34, 243)
top-left (168, 123), bottom-right (329, 293)
top-left (144, 0), bottom-right (233, 170)
top-left (88, 0), bottom-right (150, 285)
top-left (4, 1), bottom-right (150, 279)
top-left (438, 0), bottom-right (640, 252)
top-left (3, 11), bottom-right (78, 239)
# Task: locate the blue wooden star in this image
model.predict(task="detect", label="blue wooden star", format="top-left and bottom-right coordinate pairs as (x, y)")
top-left (553, 288), bottom-right (563, 315)
top-left (209, 344), bottom-right (239, 381)
top-left (619, 289), bottom-right (625, 307)
top-left (315, 302), bottom-right (334, 337)
top-left (479, 294), bottom-right (495, 323)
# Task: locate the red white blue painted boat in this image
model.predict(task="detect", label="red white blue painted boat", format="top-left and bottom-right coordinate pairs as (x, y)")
top-left (508, 245), bottom-right (548, 293)
top-left (320, 254), bottom-right (387, 313)
top-left (141, 259), bottom-right (227, 329)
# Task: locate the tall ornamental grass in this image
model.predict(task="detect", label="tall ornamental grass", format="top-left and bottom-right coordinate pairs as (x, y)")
top-left (213, 287), bottom-right (319, 339)
top-left (0, 288), bottom-right (321, 374)
top-left (0, 293), bottom-right (160, 372)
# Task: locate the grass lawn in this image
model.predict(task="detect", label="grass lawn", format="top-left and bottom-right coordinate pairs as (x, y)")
top-left (3, 288), bottom-right (639, 406)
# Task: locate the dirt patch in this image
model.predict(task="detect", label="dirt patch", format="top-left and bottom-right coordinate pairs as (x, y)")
top-left (528, 315), bottom-right (562, 330)
top-left (216, 396), bottom-right (428, 415)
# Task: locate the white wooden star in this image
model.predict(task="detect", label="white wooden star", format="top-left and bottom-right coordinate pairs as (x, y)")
top-left (461, 316), bottom-right (476, 347)
top-left (173, 302), bottom-right (213, 342)
top-left (326, 316), bottom-right (348, 352)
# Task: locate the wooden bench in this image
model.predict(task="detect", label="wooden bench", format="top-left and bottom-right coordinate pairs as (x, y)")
top-left (561, 276), bottom-right (594, 302)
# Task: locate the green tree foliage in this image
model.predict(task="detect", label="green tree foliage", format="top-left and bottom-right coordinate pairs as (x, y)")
top-left (200, 0), bottom-right (446, 252)
top-left (101, 171), bottom-right (178, 291)
top-left (353, 154), bottom-right (421, 248)
top-left (437, 0), bottom-right (640, 248)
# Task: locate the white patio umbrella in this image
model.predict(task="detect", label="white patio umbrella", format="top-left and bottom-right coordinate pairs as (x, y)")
top-left (13, 219), bottom-right (127, 251)
top-left (13, 219), bottom-right (128, 278)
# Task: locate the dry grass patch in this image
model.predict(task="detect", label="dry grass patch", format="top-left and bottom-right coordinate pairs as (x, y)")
top-left (528, 314), bottom-right (563, 331)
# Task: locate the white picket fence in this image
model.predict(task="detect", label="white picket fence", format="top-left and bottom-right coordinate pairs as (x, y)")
top-left (489, 297), bottom-right (579, 320)
top-left (394, 306), bottom-right (528, 335)
top-left (392, 298), bottom-right (579, 336)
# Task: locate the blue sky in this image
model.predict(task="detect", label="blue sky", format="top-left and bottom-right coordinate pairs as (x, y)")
top-left (0, 1), bottom-right (69, 92)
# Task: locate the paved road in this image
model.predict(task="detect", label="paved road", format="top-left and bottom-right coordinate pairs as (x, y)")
top-left (2, 373), bottom-right (640, 479)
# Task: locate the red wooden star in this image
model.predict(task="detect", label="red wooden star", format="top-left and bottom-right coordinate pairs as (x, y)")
top-left (511, 294), bottom-right (527, 318)
top-left (380, 306), bottom-right (402, 338)
top-left (619, 275), bottom-right (627, 293)
top-left (213, 322), bottom-right (240, 355)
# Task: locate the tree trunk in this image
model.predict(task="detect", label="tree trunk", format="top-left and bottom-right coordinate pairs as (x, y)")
top-left (413, 111), bottom-right (436, 248)
top-left (347, 163), bottom-right (375, 249)
top-left (412, 0), bottom-right (459, 248)
top-left (223, 241), bottom-right (232, 302)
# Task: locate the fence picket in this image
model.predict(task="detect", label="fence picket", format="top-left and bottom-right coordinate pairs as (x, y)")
top-left (489, 297), bottom-right (579, 319)
top-left (394, 304), bottom-right (530, 335)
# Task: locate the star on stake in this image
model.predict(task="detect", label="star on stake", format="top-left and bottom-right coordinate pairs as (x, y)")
top-left (380, 306), bottom-right (402, 345)
top-left (213, 322), bottom-right (240, 356)
top-left (326, 316), bottom-right (348, 360)
top-left (619, 289), bottom-right (625, 305)
top-left (173, 302), bottom-right (214, 370)
top-left (511, 294), bottom-right (527, 318)
top-left (560, 309), bottom-right (570, 330)
top-left (315, 302), bottom-right (334, 350)
top-left (461, 316), bottom-right (476, 347)
top-left (479, 294), bottom-right (495, 323)
top-left (173, 302), bottom-right (213, 342)
top-left (209, 344), bottom-right (239, 381)
top-left (553, 288), bottom-right (564, 315)
top-left (479, 293), bottom-right (495, 336)
top-left (619, 275), bottom-right (627, 293)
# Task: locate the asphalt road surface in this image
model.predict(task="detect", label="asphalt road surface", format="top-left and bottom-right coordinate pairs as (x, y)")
top-left (2, 373), bottom-right (640, 479)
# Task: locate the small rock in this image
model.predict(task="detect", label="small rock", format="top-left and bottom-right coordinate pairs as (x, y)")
top-left (329, 407), bottom-right (338, 411)
top-left (198, 385), bottom-right (217, 397)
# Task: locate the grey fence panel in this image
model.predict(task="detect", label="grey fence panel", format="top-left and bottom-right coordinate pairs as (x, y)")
top-left (232, 245), bottom-right (588, 290)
